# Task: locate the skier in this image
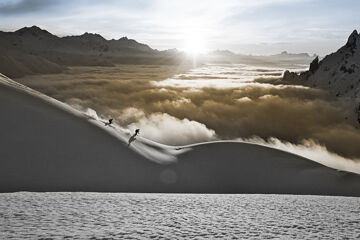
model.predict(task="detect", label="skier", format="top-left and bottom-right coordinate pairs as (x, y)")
top-left (128, 129), bottom-right (140, 147)
top-left (105, 119), bottom-right (113, 126)
top-left (135, 129), bottom-right (140, 136)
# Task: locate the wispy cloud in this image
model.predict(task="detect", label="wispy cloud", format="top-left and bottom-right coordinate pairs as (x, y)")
top-left (0, 0), bottom-right (60, 14)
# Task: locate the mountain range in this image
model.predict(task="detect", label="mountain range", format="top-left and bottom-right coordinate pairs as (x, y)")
top-left (206, 49), bottom-right (315, 66)
top-left (0, 26), bottom-right (316, 78)
top-left (0, 26), bottom-right (183, 78)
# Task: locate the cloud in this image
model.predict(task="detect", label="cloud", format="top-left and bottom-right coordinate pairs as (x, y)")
top-left (17, 65), bottom-right (360, 160)
top-left (123, 108), bottom-right (217, 145)
top-left (0, 0), bottom-right (59, 14)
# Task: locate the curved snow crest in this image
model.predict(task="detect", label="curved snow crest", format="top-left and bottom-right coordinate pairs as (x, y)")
top-left (236, 137), bottom-right (360, 175)
top-left (0, 74), bottom-right (183, 163)
top-left (172, 138), bottom-right (360, 175)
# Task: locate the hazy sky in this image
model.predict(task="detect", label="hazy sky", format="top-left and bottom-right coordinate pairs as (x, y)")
top-left (0, 0), bottom-right (359, 55)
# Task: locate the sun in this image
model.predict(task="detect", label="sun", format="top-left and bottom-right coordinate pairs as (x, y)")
top-left (182, 33), bottom-right (207, 55)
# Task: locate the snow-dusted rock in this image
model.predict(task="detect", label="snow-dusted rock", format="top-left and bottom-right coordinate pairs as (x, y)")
top-left (283, 30), bottom-right (360, 100)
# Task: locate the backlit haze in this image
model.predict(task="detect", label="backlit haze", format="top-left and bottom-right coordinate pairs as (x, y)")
top-left (0, 0), bottom-right (359, 55)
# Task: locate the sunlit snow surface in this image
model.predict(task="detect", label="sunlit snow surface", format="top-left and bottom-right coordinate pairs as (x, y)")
top-left (1, 192), bottom-right (360, 239)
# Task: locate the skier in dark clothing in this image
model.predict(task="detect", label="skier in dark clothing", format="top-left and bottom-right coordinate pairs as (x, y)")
top-left (105, 119), bottom-right (113, 126)
top-left (135, 129), bottom-right (140, 136)
top-left (128, 129), bottom-right (140, 147)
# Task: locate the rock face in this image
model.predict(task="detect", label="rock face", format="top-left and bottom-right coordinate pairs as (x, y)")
top-left (346, 30), bottom-right (359, 48)
top-left (0, 26), bottom-right (182, 78)
top-left (283, 30), bottom-right (360, 100)
top-left (309, 56), bottom-right (319, 73)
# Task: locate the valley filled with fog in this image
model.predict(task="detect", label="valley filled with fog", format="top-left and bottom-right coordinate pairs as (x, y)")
top-left (15, 62), bottom-right (360, 172)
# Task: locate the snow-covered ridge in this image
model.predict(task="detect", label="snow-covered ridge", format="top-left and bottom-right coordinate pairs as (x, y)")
top-left (0, 73), bottom-right (184, 163)
top-left (0, 73), bottom-right (83, 117)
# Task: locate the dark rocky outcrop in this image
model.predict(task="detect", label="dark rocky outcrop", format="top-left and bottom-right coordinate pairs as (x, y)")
top-left (346, 30), bottom-right (359, 48)
top-left (309, 56), bottom-right (319, 73)
top-left (282, 30), bottom-right (360, 100)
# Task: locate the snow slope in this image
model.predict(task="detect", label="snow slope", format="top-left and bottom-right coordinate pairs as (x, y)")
top-left (1, 74), bottom-right (360, 195)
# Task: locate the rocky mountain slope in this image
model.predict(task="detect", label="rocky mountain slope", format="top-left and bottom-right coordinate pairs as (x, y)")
top-left (283, 30), bottom-right (360, 123)
top-left (283, 30), bottom-right (360, 100)
top-left (0, 26), bottom-right (182, 78)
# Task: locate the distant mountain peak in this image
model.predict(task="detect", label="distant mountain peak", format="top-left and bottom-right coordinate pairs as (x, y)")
top-left (117, 36), bottom-right (144, 45)
top-left (80, 32), bottom-right (105, 40)
top-left (15, 25), bottom-right (53, 37)
top-left (346, 29), bottom-right (359, 48)
top-left (29, 25), bottom-right (42, 30)
top-left (210, 50), bottom-right (236, 56)
top-left (278, 51), bottom-right (310, 57)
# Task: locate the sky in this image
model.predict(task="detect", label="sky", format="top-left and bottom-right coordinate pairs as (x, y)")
top-left (0, 0), bottom-right (359, 55)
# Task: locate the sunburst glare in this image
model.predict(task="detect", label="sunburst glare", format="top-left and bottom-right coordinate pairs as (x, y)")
top-left (182, 33), bottom-right (208, 56)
